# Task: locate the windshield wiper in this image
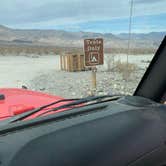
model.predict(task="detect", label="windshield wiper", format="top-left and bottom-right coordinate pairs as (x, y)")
top-left (36, 95), bottom-right (121, 118)
top-left (0, 95), bottom-right (122, 126)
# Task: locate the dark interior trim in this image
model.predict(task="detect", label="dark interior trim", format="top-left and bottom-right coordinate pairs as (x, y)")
top-left (134, 36), bottom-right (166, 102)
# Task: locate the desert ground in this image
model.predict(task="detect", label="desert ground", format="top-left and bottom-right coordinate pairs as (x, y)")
top-left (0, 54), bottom-right (153, 98)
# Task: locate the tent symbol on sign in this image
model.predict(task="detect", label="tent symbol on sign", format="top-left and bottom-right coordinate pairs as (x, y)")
top-left (90, 52), bottom-right (99, 64)
top-left (91, 56), bottom-right (97, 62)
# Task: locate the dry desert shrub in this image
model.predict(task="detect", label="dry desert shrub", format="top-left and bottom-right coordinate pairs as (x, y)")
top-left (105, 54), bottom-right (115, 72)
top-left (115, 60), bottom-right (137, 80)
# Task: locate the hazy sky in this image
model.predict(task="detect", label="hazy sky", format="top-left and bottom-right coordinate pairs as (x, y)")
top-left (0, 0), bottom-right (166, 33)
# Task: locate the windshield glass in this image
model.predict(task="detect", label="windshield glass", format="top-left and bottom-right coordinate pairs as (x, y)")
top-left (0, 0), bottom-right (165, 98)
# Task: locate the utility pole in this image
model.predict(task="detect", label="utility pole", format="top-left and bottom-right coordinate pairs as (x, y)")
top-left (126, 0), bottom-right (134, 83)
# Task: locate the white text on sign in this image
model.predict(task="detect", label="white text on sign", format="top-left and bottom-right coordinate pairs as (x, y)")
top-left (84, 38), bottom-right (104, 66)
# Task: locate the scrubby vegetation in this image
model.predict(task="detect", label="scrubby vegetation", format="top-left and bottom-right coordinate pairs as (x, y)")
top-left (0, 44), bottom-right (156, 56)
top-left (114, 61), bottom-right (138, 80)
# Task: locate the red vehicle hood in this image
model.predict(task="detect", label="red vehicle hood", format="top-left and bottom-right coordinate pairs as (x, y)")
top-left (0, 88), bottom-right (70, 121)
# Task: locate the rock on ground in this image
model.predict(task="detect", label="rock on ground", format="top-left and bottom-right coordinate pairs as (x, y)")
top-left (29, 69), bottom-right (144, 98)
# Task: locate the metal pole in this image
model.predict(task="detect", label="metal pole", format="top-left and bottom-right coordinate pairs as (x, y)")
top-left (126, 0), bottom-right (134, 83)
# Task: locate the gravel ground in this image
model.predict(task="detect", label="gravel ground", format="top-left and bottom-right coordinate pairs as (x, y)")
top-left (0, 54), bottom-right (59, 88)
top-left (0, 54), bottom-right (152, 98)
top-left (29, 69), bottom-right (145, 98)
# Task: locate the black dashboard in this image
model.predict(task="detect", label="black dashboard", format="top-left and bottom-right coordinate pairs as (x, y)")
top-left (0, 96), bottom-right (166, 166)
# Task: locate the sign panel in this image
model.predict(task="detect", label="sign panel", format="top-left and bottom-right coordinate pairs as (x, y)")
top-left (84, 38), bottom-right (104, 66)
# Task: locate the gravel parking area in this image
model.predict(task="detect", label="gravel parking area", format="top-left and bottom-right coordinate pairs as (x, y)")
top-left (0, 54), bottom-right (153, 98)
top-left (29, 69), bottom-right (145, 98)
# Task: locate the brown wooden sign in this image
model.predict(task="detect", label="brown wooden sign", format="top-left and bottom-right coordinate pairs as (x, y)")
top-left (84, 38), bottom-right (104, 66)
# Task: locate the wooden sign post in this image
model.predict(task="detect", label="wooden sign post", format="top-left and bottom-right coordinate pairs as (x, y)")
top-left (84, 38), bottom-right (104, 94)
top-left (91, 66), bottom-right (97, 91)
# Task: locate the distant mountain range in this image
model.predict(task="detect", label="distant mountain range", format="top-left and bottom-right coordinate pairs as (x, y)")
top-left (0, 25), bottom-right (165, 49)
